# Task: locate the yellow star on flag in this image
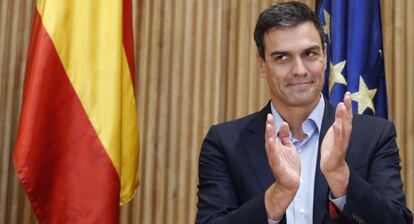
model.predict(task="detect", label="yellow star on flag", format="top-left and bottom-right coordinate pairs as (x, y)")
top-left (323, 9), bottom-right (331, 42)
top-left (351, 76), bottom-right (377, 114)
top-left (329, 61), bottom-right (347, 94)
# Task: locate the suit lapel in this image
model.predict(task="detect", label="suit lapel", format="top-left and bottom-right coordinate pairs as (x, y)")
top-left (242, 102), bottom-right (275, 191)
top-left (313, 98), bottom-right (336, 224)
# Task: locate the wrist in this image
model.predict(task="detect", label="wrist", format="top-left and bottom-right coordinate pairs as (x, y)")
top-left (324, 163), bottom-right (349, 198)
top-left (265, 183), bottom-right (297, 220)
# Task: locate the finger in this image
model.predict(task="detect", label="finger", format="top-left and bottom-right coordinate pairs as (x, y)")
top-left (334, 102), bottom-right (346, 138)
top-left (279, 122), bottom-right (292, 147)
top-left (338, 95), bottom-right (352, 140)
top-left (266, 113), bottom-right (274, 126)
top-left (331, 118), bottom-right (345, 158)
top-left (343, 91), bottom-right (353, 119)
top-left (274, 137), bottom-right (284, 163)
top-left (334, 105), bottom-right (350, 155)
top-left (265, 128), bottom-right (270, 152)
top-left (335, 102), bottom-right (346, 123)
top-left (343, 92), bottom-right (353, 134)
top-left (266, 114), bottom-right (277, 139)
top-left (266, 137), bottom-right (281, 168)
top-left (266, 123), bottom-right (276, 143)
top-left (265, 122), bottom-right (277, 155)
top-left (265, 124), bottom-right (272, 141)
top-left (333, 116), bottom-right (342, 142)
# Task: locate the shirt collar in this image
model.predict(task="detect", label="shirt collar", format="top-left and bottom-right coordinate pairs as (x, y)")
top-left (270, 93), bottom-right (325, 137)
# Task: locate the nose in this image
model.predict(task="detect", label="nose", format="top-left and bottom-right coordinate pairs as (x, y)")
top-left (291, 57), bottom-right (308, 77)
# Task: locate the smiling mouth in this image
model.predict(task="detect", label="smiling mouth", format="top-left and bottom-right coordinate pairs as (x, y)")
top-left (287, 81), bottom-right (313, 87)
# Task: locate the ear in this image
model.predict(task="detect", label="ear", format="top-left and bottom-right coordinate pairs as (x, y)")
top-left (256, 52), bottom-right (267, 78)
top-left (322, 46), bottom-right (327, 69)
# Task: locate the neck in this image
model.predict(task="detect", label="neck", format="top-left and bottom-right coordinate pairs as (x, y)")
top-left (272, 98), bottom-right (320, 141)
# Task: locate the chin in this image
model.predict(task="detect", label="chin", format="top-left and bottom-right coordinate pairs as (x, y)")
top-left (287, 94), bottom-right (320, 107)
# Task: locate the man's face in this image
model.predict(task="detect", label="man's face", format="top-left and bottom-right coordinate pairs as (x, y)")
top-left (258, 21), bottom-right (326, 110)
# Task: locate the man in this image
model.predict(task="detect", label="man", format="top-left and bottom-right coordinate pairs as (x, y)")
top-left (196, 1), bottom-right (413, 224)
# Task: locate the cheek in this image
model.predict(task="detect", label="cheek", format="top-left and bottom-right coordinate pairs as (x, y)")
top-left (268, 73), bottom-right (287, 94)
top-left (268, 64), bottom-right (291, 80)
top-left (305, 60), bottom-right (326, 78)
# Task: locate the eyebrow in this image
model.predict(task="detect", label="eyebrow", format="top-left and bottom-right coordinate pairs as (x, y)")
top-left (269, 50), bottom-right (288, 57)
top-left (269, 45), bottom-right (322, 57)
top-left (305, 45), bottom-right (322, 52)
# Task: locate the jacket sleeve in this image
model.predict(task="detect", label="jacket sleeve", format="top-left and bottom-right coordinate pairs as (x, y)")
top-left (342, 121), bottom-right (413, 224)
top-left (196, 126), bottom-right (269, 224)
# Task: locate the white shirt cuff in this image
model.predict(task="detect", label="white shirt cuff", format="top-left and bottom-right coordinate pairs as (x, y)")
top-left (329, 193), bottom-right (347, 212)
top-left (268, 218), bottom-right (281, 224)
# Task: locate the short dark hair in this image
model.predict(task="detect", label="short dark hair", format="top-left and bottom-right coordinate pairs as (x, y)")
top-left (254, 1), bottom-right (325, 60)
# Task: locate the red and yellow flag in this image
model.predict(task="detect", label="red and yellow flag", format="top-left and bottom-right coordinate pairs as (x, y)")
top-left (13, 0), bottom-right (139, 223)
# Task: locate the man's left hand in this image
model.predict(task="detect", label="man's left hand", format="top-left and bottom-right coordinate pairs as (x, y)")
top-left (320, 92), bottom-right (352, 198)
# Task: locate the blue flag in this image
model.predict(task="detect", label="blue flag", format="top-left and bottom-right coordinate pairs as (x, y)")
top-left (317, 0), bottom-right (388, 118)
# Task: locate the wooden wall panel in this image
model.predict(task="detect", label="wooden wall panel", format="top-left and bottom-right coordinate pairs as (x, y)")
top-left (0, 0), bottom-right (412, 223)
top-left (121, 0), bottom-right (227, 223)
top-left (405, 0), bottom-right (414, 212)
top-left (381, 0), bottom-right (414, 210)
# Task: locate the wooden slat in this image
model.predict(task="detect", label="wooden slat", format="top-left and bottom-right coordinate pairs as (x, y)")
top-left (0, 0), bottom-right (35, 223)
top-left (402, 0), bottom-right (414, 210)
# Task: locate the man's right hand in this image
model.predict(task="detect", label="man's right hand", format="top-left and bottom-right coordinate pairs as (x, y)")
top-left (264, 113), bottom-right (300, 220)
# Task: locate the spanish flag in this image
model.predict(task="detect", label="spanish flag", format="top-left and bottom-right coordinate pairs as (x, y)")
top-left (13, 0), bottom-right (139, 223)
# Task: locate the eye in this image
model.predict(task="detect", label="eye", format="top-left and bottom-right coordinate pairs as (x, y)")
top-left (273, 54), bottom-right (288, 62)
top-left (304, 51), bottom-right (317, 57)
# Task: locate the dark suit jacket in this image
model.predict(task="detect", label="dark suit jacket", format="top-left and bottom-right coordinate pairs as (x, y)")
top-left (196, 100), bottom-right (413, 224)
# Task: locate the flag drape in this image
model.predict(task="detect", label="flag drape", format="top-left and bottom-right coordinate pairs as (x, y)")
top-left (317, 0), bottom-right (388, 118)
top-left (13, 0), bottom-right (140, 223)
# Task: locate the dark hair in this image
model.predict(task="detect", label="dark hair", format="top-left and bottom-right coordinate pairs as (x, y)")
top-left (254, 1), bottom-right (325, 60)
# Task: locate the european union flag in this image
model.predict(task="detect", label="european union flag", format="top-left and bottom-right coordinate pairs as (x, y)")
top-left (317, 0), bottom-right (388, 118)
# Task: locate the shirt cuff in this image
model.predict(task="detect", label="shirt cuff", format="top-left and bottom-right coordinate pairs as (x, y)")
top-left (329, 193), bottom-right (347, 212)
top-left (268, 218), bottom-right (281, 224)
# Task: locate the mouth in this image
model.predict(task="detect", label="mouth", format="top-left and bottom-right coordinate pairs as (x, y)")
top-left (287, 81), bottom-right (313, 87)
